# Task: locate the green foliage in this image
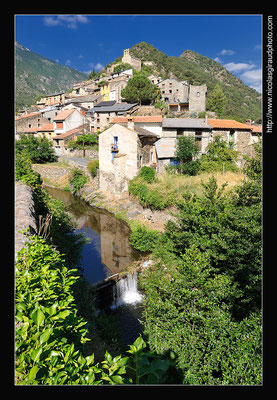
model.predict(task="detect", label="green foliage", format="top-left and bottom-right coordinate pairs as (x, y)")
top-left (165, 176), bottom-right (261, 319)
top-left (128, 177), bottom-right (174, 210)
top-left (87, 159), bottom-right (99, 178)
top-left (176, 136), bottom-right (199, 163)
top-left (113, 63), bottom-right (132, 73)
top-left (206, 83), bottom-right (227, 116)
top-left (243, 136), bottom-right (262, 184)
top-left (121, 73), bottom-right (159, 105)
top-left (68, 134), bottom-right (98, 150)
top-left (15, 236), bottom-right (130, 385)
top-left (15, 41), bottom-right (88, 111)
top-left (199, 159), bottom-right (238, 173)
top-left (129, 222), bottom-right (161, 252)
top-left (15, 152), bottom-right (43, 189)
top-left (16, 135), bottom-right (57, 163)
top-left (138, 166), bottom-right (156, 183)
top-left (130, 42), bottom-right (261, 122)
top-left (204, 136), bottom-right (238, 162)
top-left (70, 169), bottom-right (87, 195)
top-left (15, 236), bottom-right (175, 385)
top-left (174, 136), bottom-right (200, 176)
top-left (140, 244), bottom-right (262, 384)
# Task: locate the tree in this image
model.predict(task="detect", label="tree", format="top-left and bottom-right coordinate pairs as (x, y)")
top-left (15, 135), bottom-right (57, 163)
top-left (121, 74), bottom-right (159, 105)
top-left (206, 84), bottom-right (227, 116)
top-left (175, 136), bottom-right (200, 175)
top-left (141, 244), bottom-right (262, 384)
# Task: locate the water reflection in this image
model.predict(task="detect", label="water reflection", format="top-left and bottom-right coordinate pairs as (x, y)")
top-left (45, 186), bottom-right (140, 283)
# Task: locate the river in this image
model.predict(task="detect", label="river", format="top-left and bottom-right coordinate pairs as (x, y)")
top-left (45, 186), bottom-right (144, 346)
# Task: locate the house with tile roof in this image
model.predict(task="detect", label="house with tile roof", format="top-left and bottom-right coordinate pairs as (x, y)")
top-left (52, 108), bottom-right (85, 155)
top-left (87, 101), bottom-right (138, 132)
top-left (99, 117), bottom-right (158, 195)
top-left (15, 112), bottom-right (49, 138)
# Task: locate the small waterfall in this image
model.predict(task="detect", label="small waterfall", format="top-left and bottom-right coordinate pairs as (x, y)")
top-left (111, 273), bottom-right (143, 309)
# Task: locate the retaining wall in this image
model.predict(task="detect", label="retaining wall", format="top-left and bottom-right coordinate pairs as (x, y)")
top-left (15, 182), bottom-right (37, 255)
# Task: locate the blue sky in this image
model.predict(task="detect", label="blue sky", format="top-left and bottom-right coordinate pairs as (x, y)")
top-left (15, 14), bottom-right (262, 93)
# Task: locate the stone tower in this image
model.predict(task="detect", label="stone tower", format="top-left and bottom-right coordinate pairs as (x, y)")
top-left (122, 49), bottom-right (141, 71)
top-left (189, 84), bottom-right (207, 113)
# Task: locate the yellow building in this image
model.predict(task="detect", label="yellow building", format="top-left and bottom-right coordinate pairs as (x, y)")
top-left (99, 81), bottom-right (110, 101)
top-left (36, 123), bottom-right (55, 141)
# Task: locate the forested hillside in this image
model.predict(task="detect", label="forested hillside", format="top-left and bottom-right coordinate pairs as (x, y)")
top-left (129, 42), bottom-right (262, 122)
top-left (15, 42), bottom-right (88, 111)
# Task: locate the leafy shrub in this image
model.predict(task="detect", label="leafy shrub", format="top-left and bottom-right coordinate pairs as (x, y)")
top-left (68, 134), bottom-right (98, 150)
top-left (129, 222), bottom-right (161, 252)
top-left (129, 177), bottom-right (173, 210)
top-left (138, 166), bottom-right (156, 183)
top-left (15, 135), bottom-right (57, 163)
top-left (87, 160), bottom-right (99, 178)
top-left (15, 153), bottom-right (42, 190)
top-left (70, 169), bottom-right (87, 195)
top-left (199, 159), bottom-right (238, 173)
top-left (15, 235), bottom-right (131, 385)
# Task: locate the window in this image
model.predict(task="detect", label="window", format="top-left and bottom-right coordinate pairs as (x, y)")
top-left (28, 124), bottom-right (31, 128)
top-left (197, 92), bottom-right (200, 97)
top-left (170, 159), bottom-right (180, 166)
top-left (229, 129), bottom-right (235, 142)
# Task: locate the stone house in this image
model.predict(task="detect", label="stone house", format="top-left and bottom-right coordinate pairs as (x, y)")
top-left (64, 94), bottom-right (103, 110)
top-left (52, 108), bottom-right (85, 155)
top-left (161, 118), bottom-right (212, 154)
top-left (87, 101), bottom-right (138, 132)
top-left (157, 79), bottom-right (207, 114)
top-left (37, 92), bottom-right (66, 107)
top-left (36, 123), bottom-right (55, 140)
top-left (207, 119), bottom-right (255, 168)
top-left (157, 78), bottom-right (189, 106)
top-left (99, 118), bottom-right (158, 196)
top-left (15, 112), bottom-right (49, 138)
top-left (111, 115), bottom-right (162, 136)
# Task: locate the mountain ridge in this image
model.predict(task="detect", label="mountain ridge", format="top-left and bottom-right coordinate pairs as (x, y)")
top-left (128, 42), bottom-right (261, 122)
top-left (15, 41), bottom-right (88, 111)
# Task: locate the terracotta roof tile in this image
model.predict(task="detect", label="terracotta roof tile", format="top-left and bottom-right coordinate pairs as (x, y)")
top-left (53, 109), bottom-right (75, 121)
top-left (208, 119), bottom-right (252, 130)
top-left (37, 123), bottom-right (54, 131)
top-left (111, 115), bottom-right (162, 124)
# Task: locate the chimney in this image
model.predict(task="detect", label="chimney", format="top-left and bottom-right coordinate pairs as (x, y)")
top-left (205, 114), bottom-right (208, 125)
top-left (127, 115), bottom-right (134, 130)
top-left (246, 119), bottom-right (252, 126)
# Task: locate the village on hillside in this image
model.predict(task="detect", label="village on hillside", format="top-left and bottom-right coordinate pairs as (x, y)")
top-left (15, 48), bottom-right (262, 196)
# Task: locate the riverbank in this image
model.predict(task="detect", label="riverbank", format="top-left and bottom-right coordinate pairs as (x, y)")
top-left (32, 161), bottom-right (244, 233)
top-left (33, 162), bottom-right (176, 232)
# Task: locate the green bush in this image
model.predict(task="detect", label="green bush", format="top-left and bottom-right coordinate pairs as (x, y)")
top-left (15, 135), bottom-right (57, 163)
top-left (129, 178), bottom-right (173, 210)
top-left (138, 166), bottom-right (156, 183)
top-left (87, 160), bottom-right (99, 178)
top-left (199, 159), bottom-right (238, 173)
top-left (129, 222), bottom-right (161, 252)
top-left (70, 169), bottom-right (87, 195)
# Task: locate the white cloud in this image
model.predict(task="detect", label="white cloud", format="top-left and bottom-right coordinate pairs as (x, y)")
top-left (88, 62), bottom-right (104, 72)
top-left (43, 15), bottom-right (89, 29)
top-left (240, 69), bottom-right (262, 93)
top-left (223, 62), bottom-right (256, 73)
top-left (65, 59), bottom-right (71, 66)
top-left (214, 57), bottom-right (221, 63)
top-left (218, 49), bottom-right (235, 56)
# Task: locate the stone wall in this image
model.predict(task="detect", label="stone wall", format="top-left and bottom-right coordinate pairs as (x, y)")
top-left (15, 182), bottom-right (37, 255)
